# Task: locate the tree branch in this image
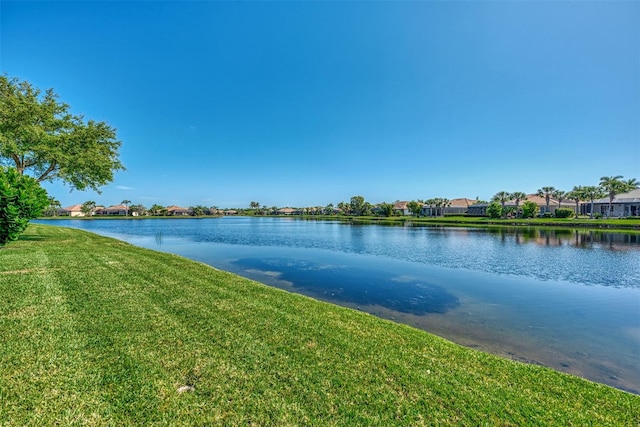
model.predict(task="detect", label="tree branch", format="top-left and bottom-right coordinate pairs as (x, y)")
top-left (37, 161), bottom-right (57, 182)
top-left (11, 154), bottom-right (23, 174)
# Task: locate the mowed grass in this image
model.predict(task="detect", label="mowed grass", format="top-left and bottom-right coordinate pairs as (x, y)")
top-left (1, 224), bottom-right (638, 426)
top-left (332, 215), bottom-right (640, 230)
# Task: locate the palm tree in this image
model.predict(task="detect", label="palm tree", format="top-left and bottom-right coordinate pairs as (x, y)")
top-left (581, 186), bottom-right (605, 219)
top-left (599, 176), bottom-right (628, 218)
top-left (121, 199), bottom-right (131, 216)
top-left (510, 192), bottom-right (527, 217)
top-left (565, 186), bottom-right (584, 217)
top-left (536, 186), bottom-right (556, 215)
top-left (552, 190), bottom-right (566, 210)
top-left (423, 199), bottom-right (437, 217)
top-left (149, 204), bottom-right (164, 216)
top-left (439, 198), bottom-right (451, 217)
top-left (492, 191), bottom-right (511, 217)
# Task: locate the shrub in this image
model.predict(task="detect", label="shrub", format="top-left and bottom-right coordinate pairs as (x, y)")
top-left (0, 167), bottom-right (49, 246)
top-left (487, 202), bottom-right (502, 219)
top-left (521, 201), bottom-right (539, 219)
top-left (554, 208), bottom-right (574, 218)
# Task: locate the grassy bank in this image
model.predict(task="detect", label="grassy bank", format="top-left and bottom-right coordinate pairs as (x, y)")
top-left (40, 214), bottom-right (640, 232)
top-left (1, 224), bottom-right (638, 426)
top-left (305, 215), bottom-right (640, 231)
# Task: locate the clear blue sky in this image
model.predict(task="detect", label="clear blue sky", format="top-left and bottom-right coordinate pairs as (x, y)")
top-left (2, 1), bottom-right (638, 209)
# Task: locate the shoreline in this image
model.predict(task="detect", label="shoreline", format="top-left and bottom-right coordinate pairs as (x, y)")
top-left (38, 214), bottom-right (640, 232)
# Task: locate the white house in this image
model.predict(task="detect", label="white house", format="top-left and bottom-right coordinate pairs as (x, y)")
top-left (588, 189), bottom-right (640, 218)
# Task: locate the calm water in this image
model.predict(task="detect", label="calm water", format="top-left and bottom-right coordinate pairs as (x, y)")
top-left (37, 217), bottom-right (640, 393)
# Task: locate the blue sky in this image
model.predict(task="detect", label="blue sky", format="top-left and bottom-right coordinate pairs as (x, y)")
top-left (2, 1), bottom-right (638, 209)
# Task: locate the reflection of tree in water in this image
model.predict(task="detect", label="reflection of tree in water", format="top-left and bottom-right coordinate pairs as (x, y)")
top-left (490, 228), bottom-right (638, 250)
top-left (232, 257), bottom-right (459, 315)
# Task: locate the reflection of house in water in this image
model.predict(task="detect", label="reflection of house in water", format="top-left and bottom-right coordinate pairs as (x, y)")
top-left (498, 228), bottom-right (639, 250)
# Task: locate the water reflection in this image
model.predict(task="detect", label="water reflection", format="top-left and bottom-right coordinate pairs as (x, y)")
top-left (231, 257), bottom-right (460, 315)
top-left (486, 228), bottom-right (639, 249)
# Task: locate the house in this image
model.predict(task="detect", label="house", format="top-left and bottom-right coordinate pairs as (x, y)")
top-left (422, 198), bottom-right (476, 216)
top-left (166, 205), bottom-right (191, 216)
top-left (587, 189), bottom-right (640, 218)
top-left (58, 204), bottom-right (85, 217)
top-left (447, 198), bottom-right (476, 215)
top-left (467, 194), bottom-right (574, 217)
top-left (466, 202), bottom-right (488, 216)
top-left (96, 204), bottom-right (128, 216)
top-left (277, 207), bottom-right (298, 215)
top-left (524, 194), bottom-right (574, 215)
top-left (393, 201), bottom-right (411, 216)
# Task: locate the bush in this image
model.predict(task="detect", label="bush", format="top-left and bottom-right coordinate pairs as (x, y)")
top-left (540, 212), bottom-right (553, 218)
top-left (521, 201), bottom-right (539, 219)
top-left (0, 167), bottom-right (49, 246)
top-left (487, 202), bottom-right (502, 219)
top-left (554, 208), bottom-right (574, 218)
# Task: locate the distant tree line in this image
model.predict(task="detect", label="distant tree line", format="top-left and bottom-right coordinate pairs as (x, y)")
top-left (45, 174), bottom-right (639, 221)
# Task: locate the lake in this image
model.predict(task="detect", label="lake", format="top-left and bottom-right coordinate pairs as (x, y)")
top-left (36, 217), bottom-right (640, 393)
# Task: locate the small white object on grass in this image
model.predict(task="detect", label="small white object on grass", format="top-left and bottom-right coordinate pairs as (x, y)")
top-left (177, 385), bottom-right (195, 394)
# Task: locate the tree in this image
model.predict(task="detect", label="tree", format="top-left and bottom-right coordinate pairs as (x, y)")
top-left (552, 190), bottom-right (566, 210)
top-left (0, 167), bottom-right (49, 246)
top-left (536, 186), bottom-right (556, 215)
top-left (349, 196), bottom-right (370, 216)
top-left (190, 205), bottom-right (206, 216)
top-left (492, 191), bottom-right (511, 217)
top-left (599, 176), bottom-right (627, 218)
top-left (510, 192), bottom-right (527, 218)
top-left (378, 202), bottom-right (394, 217)
top-left (44, 196), bottom-right (61, 217)
top-left (81, 200), bottom-right (96, 216)
top-left (0, 75), bottom-right (124, 192)
top-left (149, 204), bottom-right (164, 216)
top-left (565, 186), bottom-right (584, 217)
top-left (521, 200), bottom-right (539, 219)
top-left (407, 200), bottom-right (422, 217)
top-left (581, 186), bottom-right (605, 219)
top-left (438, 198), bottom-right (451, 217)
top-left (487, 201), bottom-right (502, 219)
top-left (423, 199), bottom-right (437, 217)
top-left (129, 204), bottom-right (146, 216)
top-left (599, 176), bottom-right (638, 218)
top-left (323, 203), bottom-right (334, 215)
top-left (249, 201), bottom-right (260, 210)
top-left (121, 199), bottom-right (131, 216)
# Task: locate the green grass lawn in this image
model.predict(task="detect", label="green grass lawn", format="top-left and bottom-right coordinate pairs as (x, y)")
top-left (322, 215), bottom-right (640, 230)
top-left (1, 224), bottom-right (638, 426)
